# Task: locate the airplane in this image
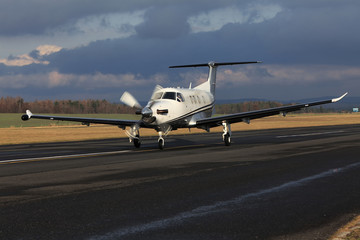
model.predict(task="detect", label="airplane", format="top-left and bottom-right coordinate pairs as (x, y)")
top-left (21, 61), bottom-right (348, 149)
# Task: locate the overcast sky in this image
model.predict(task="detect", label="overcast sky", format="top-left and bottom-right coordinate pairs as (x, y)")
top-left (0, 0), bottom-right (359, 102)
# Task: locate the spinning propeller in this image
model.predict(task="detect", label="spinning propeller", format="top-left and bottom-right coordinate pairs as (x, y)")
top-left (120, 86), bottom-right (163, 123)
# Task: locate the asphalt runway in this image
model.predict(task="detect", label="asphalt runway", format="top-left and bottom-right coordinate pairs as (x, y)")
top-left (1, 124), bottom-right (360, 240)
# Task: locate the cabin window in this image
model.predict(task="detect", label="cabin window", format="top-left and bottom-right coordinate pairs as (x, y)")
top-left (197, 96), bottom-right (201, 103)
top-left (202, 96), bottom-right (206, 103)
top-left (177, 93), bottom-right (185, 102)
top-left (162, 92), bottom-right (176, 100)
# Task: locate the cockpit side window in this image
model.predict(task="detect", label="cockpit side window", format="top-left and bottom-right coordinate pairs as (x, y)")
top-left (162, 92), bottom-right (176, 100)
top-left (176, 93), bottom-right (185, 102)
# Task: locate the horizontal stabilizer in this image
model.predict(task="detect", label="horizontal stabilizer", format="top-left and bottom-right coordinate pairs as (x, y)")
top-left (169, 61), bottom-right (261, 68)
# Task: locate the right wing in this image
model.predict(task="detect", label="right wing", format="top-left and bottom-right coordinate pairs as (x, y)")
top-left (21, 110), bottom-right (144, 128)
top-left (196, 93), bottom-right (348, 128)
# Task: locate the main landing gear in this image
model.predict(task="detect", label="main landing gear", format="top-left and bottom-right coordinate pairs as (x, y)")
top-left (126, 124), bottom-right (171, 150)
top-left (126, 125), bottom-right (141, 148)
top-left (222, 121), bottom-right (231, 146)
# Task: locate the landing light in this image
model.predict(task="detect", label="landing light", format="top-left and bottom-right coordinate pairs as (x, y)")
top-left (157, 109), bottom-right (168, 114)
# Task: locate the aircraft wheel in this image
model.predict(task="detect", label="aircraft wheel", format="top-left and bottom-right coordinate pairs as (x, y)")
top-left (158, 138), bottom-right (164, 150)
top-left (224, 133), bottom-right (231, 146)
top-left (134, 135), bottom-right (141, 148)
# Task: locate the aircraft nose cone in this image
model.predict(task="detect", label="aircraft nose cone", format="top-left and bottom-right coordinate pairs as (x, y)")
top-left (141, 107), bottom-right (153, 118)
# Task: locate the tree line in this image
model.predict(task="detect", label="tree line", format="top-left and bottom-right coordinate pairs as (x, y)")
top-left (0, 96), bottom-right (340, 114)
top-left (215, 101), bottom-right (340, 114)
top-left (215, 101), bottom-right (283, 114)
top-left (0, 97), bottom-right (135, 114)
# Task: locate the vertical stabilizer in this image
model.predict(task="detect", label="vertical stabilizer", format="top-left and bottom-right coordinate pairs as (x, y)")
top-left (207, 62), bottom-right (217, 96)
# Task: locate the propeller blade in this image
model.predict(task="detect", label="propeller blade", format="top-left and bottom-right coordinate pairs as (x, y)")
top-left (120, 91), bottom-right (142, 109)
top-left (150, 85), bottom-right (163, 100)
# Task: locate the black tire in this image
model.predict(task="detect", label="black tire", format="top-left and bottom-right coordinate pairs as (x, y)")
top-left (134, 135), bottom-right (141, 148)
top-left (224, 133), bottom-right (231, 146)
top-left (158, 138), bottom-right (164, 150)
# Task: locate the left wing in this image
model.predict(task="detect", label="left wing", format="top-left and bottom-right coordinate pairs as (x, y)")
top-left (21, 110), bottom-right (141, 128)
top-left (196, 93), bottom-right (348, 128)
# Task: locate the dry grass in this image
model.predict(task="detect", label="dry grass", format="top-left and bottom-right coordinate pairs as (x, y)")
top-left (330, 215), bottom-right (360, 240)
top-left (1, 113), bottom-right (359, 145)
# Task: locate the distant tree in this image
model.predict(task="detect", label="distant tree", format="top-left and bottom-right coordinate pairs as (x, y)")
top-left (0, 96), bottom-right (136, 114)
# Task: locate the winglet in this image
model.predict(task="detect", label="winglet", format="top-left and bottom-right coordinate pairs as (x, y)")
top-left (21, 110), bottom-right (33, 121)
top-left (26, 110), bottom-right (33, 117)
top-left (331, 92), bottom-right (348, 103)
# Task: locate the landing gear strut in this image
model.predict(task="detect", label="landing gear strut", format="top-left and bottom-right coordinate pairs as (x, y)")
top-left (157, 125), bottom-right (172, 150)
top-left (158, 137), bottom-right (164, 150)
top-left (126, 124), bottom-right (141, 148)
top-left (158, 131), bottom-right (165, 150)
top-left (222, 121), bottom-right (231, 146)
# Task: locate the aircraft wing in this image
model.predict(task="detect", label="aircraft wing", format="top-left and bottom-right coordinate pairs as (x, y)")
top-left (196, 93), bottom-right (348, 128)
top-left (21, 110), bottom-right (141, 128)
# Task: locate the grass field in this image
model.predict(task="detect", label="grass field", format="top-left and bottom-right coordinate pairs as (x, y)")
top-left (0, 113), bottom-right (359, 145)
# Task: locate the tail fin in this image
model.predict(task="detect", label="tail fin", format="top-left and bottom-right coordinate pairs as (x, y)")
top-left (169, 61), bottom-right (261, 96)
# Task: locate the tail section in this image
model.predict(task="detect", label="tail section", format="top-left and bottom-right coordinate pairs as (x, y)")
top-left (169, 61), bottom-right (261, 97)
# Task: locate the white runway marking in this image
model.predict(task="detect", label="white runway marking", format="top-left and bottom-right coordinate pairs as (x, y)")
top-left (276, 130), bottom-right (344, 138)
top-left (0, 150), bottom-right (131, 164)
top-left (89, 160), bottom-right (360, 240)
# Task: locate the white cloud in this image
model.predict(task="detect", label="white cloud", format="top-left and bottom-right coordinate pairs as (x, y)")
top-left (69, 10), bottom-right (146, 39)
top-left (0, 54), bottom-right (48, 67)
top-left (0, 44), bottom-right (62, 66)
top-left (0, 10), bottom-right (146, 59)
top-left (36, 45), bottom-right (62, 56)
top-left (250, 4), bottom-right (283, 24)
top-left (188, 4), bottom-right (282, 33)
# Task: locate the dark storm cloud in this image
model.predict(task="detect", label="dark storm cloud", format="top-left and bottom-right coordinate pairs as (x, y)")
top-left (45, 4), bottom-right (360, 78)
top-left (0, 0), bottom-right (239, 36)
top-left (2, 0), bottom-right (360, 76)
top-left (1, 0), bottom-right (360, 101)
top-left (135, 6), bottom-right (191, 39)
top-left (0, 0), bottom-right (160, 35)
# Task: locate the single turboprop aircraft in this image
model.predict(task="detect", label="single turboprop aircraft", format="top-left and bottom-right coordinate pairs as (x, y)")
top-left (21, 61), bottom-right (348, 149)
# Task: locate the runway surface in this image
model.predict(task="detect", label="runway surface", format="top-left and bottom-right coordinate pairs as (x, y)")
top-left (1, 124), bottom-right (360, 240)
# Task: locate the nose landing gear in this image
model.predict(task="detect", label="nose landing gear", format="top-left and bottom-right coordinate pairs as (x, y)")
top-left (157, 125), bottom-right (172, 150)
top-left (158, 136), bottom-right (164, 150)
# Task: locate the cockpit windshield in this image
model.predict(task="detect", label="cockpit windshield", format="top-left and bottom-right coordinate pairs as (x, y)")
top-left (157, 91), bottom-right (185, 102)
top-left (162, 92), bottom-right (176, 100)
top-left (161, 92), bottom-right (185, 102)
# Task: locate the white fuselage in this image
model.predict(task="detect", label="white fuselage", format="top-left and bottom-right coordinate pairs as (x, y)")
top-left (144, 87), bottom-right (214, 128)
